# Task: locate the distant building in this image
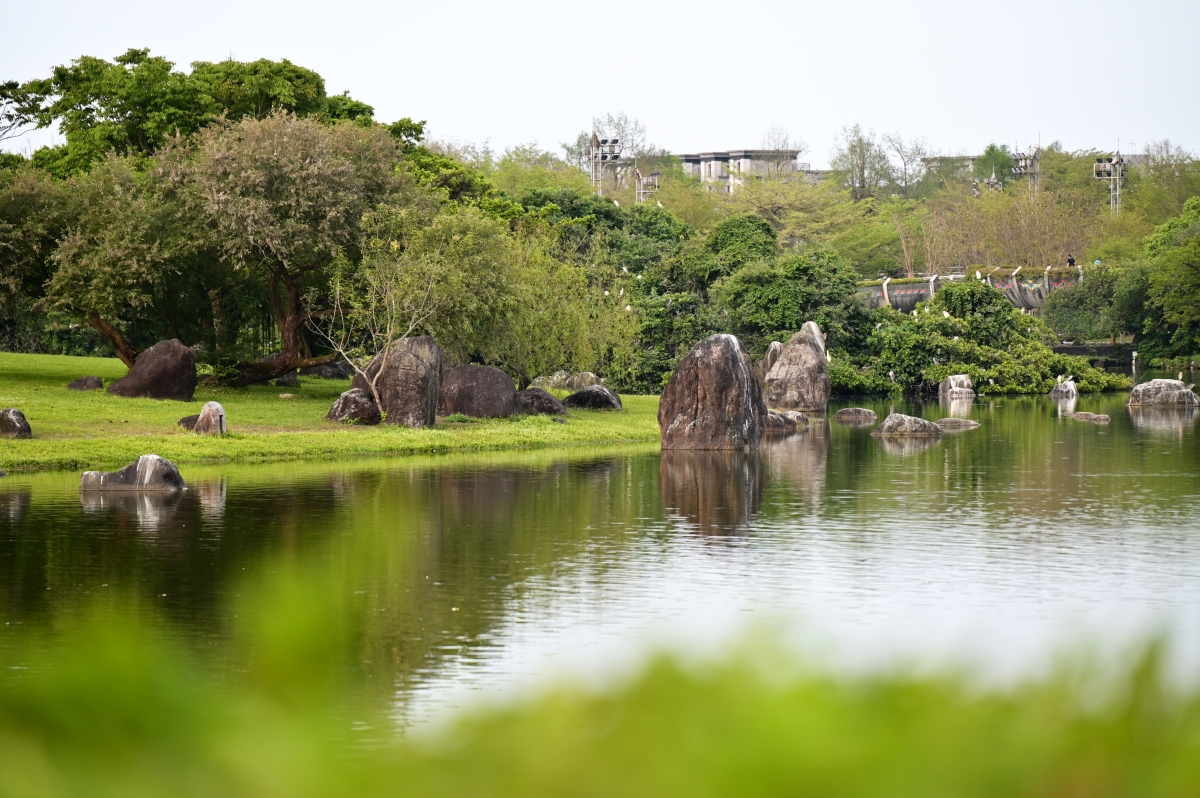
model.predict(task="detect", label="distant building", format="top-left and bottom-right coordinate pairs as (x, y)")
top-left (678, 150), bottom-right (826, 193)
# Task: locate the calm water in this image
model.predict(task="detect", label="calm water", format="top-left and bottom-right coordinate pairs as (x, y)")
top-left (2, 389), bottom-right (1198, 727)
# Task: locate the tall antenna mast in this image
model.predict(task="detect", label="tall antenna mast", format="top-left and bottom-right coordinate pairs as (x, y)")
top-left (1093, 143), bottom-right (1125, 217)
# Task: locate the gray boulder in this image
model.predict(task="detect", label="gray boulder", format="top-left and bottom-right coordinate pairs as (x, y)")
top-left (80, 454), bottom-right (187, 492)
top-left (1065, 412), bottom-right (1110, 424)
top-left (107, 340), bottom-right (197, 401)
top-left (938, 374), bottom-right (975, 399)
top-left (754, 341), bottom-right (784, 382)
top-left (563, 385), bottom-right (623, 411)
top-left (1, 408), bottom-right (32, 439)
top-left (67, 376), bottom-right (103, 391)
top-left (782, 410), bottom-right (809, 427)
top-left (658, 334), bottom-right (766, 450)
top-left (351, 336), bottom-right (443, 427)
top-left (437, 365), bottom-right (517, 418)
top-left (763, 321), bottom-right (830, 413)
top-left (531, 371), bottom-right (601, 391)
top-left (935, 417), bottom-right (981, 431)
top-left (516, 388), bottom-right (567, 416)
top-left (326, 388), bottom-right (381, 425)
top-left (1127, 379), bottom-right (1198, 407)
top-left (192, 401), bottom-right (227, 435)
top-left (300, 355), bottom-right (355, 380)
top-left (177, 414), bottom-right (199, 431)
top-left (833, 407), bottom-right (877, 427)
top-left (274, 369), bottom-right (299, 387)
top-left (1049, 379), bottom-right (1078, 400)
top-left (766, 410), bottom-right (797, 434)
top-left (871, 413), bottom-right (944, 437)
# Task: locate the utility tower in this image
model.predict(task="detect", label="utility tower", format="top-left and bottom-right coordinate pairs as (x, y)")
top-left (1012, 147), bottom-right (1040, 193)
top-left (1093, 151), bottom-right (1126, 217)
top-left (585, 132), bottom-right (628, 197)
top-left (635, 168), bottom-right (660, 204)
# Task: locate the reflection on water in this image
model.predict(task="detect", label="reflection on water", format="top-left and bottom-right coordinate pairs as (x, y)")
top-left (1, 388), bottom-right (1199, 726)
top-left (1128, 405), bottom-right (1198, 433)
top-left (941, 395), bottom-right (976, 418)
top-left (875, 435), bottom-right (941, 456)
top-left (660, 450), bottom-right (763, 534)
top-left (1053, 396), bottom-right (1078, 416)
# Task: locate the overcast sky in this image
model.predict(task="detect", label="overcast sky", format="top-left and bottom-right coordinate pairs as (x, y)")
top-left (3, 0), bottom-right (1197, 167)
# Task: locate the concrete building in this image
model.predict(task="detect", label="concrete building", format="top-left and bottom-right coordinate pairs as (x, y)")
top-left (678, 150), bottom-right (825, 193)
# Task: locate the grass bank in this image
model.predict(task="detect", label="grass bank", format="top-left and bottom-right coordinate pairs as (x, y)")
top-left (0, 353), bottom-right (660, 473)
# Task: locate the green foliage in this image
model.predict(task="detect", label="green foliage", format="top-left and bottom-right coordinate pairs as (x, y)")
top-left (834, 280), bottom-right (1131, 395)
top-left (705, 213), bottom-right (777, 269)
top-left (974, 143), bottom-right (1014, 182)
top-left (1149, 237), bottom-right (1200, 353)
top-left (1144, 195), bottom-right (1200, 258)
top-left (188, 57), bottom-right (328, 120)
top-left (1040, 264), bottom-right (1122, 339)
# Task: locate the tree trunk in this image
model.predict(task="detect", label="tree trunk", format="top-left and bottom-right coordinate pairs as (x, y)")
top-left (88, 313), bottom-right (141, 369)
top-left (231, 271), bottom-right (332, 385)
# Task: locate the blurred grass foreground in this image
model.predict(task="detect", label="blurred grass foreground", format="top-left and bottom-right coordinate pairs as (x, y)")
top-left (1, 601), bottom-right (1198, 797)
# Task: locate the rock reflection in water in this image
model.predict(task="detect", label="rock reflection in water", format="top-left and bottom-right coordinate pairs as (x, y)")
top-left (1054, 396), bottom-right (1078, 416)
top-left (659, 450), bottom-right (764, 535)
top-left (941, 395), bottom-right (976, 418)
top-left (0, 488), bottom-right (31, 526)
top-left (1128, 406), bottom-right (1198, 434)
top-left (195, 479), bottom-right (227, 523)
top-left (876, 435), bottom-right (941, 456)
top-left (765, 424), bottom-right (829, 505)
top-left (80, 490), bottom-right (186, 532)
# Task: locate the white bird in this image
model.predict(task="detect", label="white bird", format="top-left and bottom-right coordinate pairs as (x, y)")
top-left (988, 378), bottom-right (995, 385)
top-left (924, 305), bottom-right (930, 313)
top-left (826, 352), bottom-right (832, 363)
top-left (657, 201), bottom-right (663, 208)
top-left (1187, 384), bottom-right (1195, 391)
top-left (976, 270), bottom-right (982, 280)
top-left (1179, 372), bottom-right (1185, 381)
top-left (603, 290), bottom-right (610, 296)
top-left (637, 274), bottom-right (643, 280)
top-left (619, 287), bottom-right (624, 297)
top-left (1057, 375), bottom-right (1063, 384)
top-left (622, 266), bottom-right (629, 273)
top-left (1067, 375), bottom-right (1074, 382)
top-left (942, 311), bottom-right (950, 318)
top-left (625, 305), bottom-right (632, 311)
top-left (888, 370), bottom-right (895, 382)
top-left (875, 323), bottom-right (882, 330)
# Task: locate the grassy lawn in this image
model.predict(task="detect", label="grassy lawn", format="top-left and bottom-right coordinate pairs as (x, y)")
top-left (0, 352), bottom-right (660, 472)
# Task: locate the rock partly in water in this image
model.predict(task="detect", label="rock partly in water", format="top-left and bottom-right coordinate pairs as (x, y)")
top-left (351, 337), bottom-right (443, 427)
top-left (658, 333), bottom-right (766, 450)
top-left (191, 401), bottom-right (227, 435)
top-left (300, 355), bottom-right (355, 379)
top-left (833, 407), bottom-right (878, 427)
top-left (1065, 412), bottom-right (1111, 424)
top-left (80, 454), bottom-right (187, 491)
top-left (563, 385), bottom-right (623, 411)
top-left (1, 408), bottom-right (32, 439)
top-left (177, 414), bottom-right (199, 431)
top-left (938, 374), bottom-right (976, 399)
top-left (515, 388), bottom-right (567, 416)
top-left (1049, 379), bottom-right (1078, 400)
top-left (1127, 379), bottom-right (1198, 407)
top-left (67, 376), bottom-right (103, 391)
top-left (935, 417), bottom-right (981, 431)
top-left (107, 340), bottom-right (197, 401)
top-left (871, 413), bottom-right (944, 437)
top-left (763, 321), bottom-right (830, 413)
top-left (766, 410), bottom-right (797, 434)
top-left (782, 410), bottom-right (810, 427)
top-left (326, 388), bottom-right (381, 425)
top-left (437, 365), bottom-right (516, 418)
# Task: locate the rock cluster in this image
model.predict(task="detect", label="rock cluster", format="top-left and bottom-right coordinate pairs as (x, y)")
top-left (326, 388), bottom-right (382, 425)
top-left (516, 388), bottom-right (567, 416)
top-left (67, 376), bottom-right (103, 391)
top-left (531, 371), bottom-right (601, 392)
top-left (438, 365), bottom-right (517, 418)
top-left (659, 334), bottom-right (766, 450)
top-left (1127, 379), bottom-right (1198, 407)
top-left (871, 413), bottom-right (943, 437)
top-left (763, 322), bottom-right (830, 413)
top-left (351, 337), bottom-right (443, 427)
top-left (563, 385), bottom-right (623, 410)
top-left (80, 454), bottom-right (187, 491)
top-left (107, 340), bottom-right (197, 401)
top-left (938, 374), bottom-right (975, 399)
top-left (781, 410), bottom-right (809, 427)
top-left (1, 408), bottom-right (32, 439)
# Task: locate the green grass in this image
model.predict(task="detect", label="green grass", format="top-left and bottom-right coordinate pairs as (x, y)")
top-left (0, 353), bottom-right (660, 472)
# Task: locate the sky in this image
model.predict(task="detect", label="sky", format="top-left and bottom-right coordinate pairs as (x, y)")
top-left (3, 0), bottom-right (1197, 167)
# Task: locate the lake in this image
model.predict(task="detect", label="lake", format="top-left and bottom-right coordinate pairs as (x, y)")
top-left (2, 386), bottom-right (1198, 729)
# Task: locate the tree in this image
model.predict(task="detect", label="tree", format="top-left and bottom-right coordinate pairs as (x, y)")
top-left (188, 58), bottom-right (327, 121)
top-left (830, 124), bottom-right (891, 201)
top-left (974, 143), bottom-right (1014, 184)
top-left (183, 112), bottom-right (406, 382)
top-left (758, 125), bottom-right (808, 177)
top-left (882, 134), bottom-right (928, 198)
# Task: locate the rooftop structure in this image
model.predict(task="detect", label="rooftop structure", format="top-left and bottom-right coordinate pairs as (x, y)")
top-left (678, 149), bottom-right (825, 193)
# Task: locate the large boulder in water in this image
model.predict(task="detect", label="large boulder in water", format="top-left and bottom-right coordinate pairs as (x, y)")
top-left (563, 385), bottom-right (623, 410)
top-left (833, 407), bottom-right (877, 427)
top-left (516, 388), bottom-right (567, 416)
top-left (107, 340), bottom-right (197, 401)
top-left (191, 401), bottom-right (227, 435)
top-left (1127, 379), bottom-right (1198, 407)
top-left (1049, 379), bottom-right (1078, 400)
top-left (80, 454), bottom-right (186, 491)
top-left (763, 322), bottom-right (829, 412)
top-left (326, 388), bottom-right (381, 425)
top-left (938, 374), bottom-right (975, 399)
top-left (67, 376), bottom-right (103, 391)
top-left (871, 413), bottom-right (943, 437)
top-left (437, 365), bottom-right (516, 418)
top-left (351, 336), bottom-right (443, 427)
top-left (1, 408), bottom-right (32, 439)
top-left (659, 334), bottom-right (766, 450)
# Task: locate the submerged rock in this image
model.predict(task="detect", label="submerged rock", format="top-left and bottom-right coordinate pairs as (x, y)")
top-left (563, 385), bottom-right (623, 410)
top-left (107, 340), bottom-right (197, 401)
top-left (833, 407), bottom-right (878, 427)
top-left (80, 454), bottom-right (187, 492)
top-left (763, 322), bottom-right (830, 413)
top-left (659, 334), bottom-right (765, 450)
top-left (352, 336), bottom-right (443, 427)
top-left (0, 408), bottom-right (32, 439)
top-left (1127, 379), bottom-right (1198, 407)
top-left (871, 413), bottom-right (943, 437)
top-left (935, 417), bottom-right (981, 431)
top-left (326, 388), bottom-right (381, 425)
top-left (938, 374), bottom-right (976, 399)
top-left (515, 388), bottom-right (567, 416)
top-left (438, 365), bottom-right (517, 418)
top-left (1065, 412), bottom-right (1110, 424)
top-left (67, 376), bottom-right (103, 391)
top-left (192, 401), bottom-right (227, 435)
